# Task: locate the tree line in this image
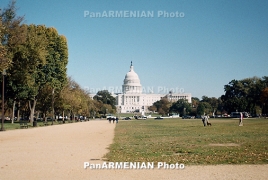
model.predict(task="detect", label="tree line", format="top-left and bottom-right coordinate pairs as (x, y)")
top-left (0, 1), bottom-right (116, 126)
top-left (149, 76), bottom-right (268, 117)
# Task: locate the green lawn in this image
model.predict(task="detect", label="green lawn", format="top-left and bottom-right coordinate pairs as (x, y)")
top-left (104, 118), bottom-right (268, 165)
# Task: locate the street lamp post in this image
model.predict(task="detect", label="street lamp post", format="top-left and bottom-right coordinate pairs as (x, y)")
top-left (1, 69), bottom-right (6, 131)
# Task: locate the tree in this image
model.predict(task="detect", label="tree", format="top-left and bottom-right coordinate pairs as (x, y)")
top-left (35, 84), bottom-right (53, 121)
top-left (191, 97), bottom-right (200, 108)
top-left (190, 97), bottom-right (200, 116)
top-left (4, 24), bottom-right (68, 125)
top-left (201, 96), bottom-right (220, 116)
top-left (196, 102), bottom-right (212, 115)
top-left (93, 90), bottom-right (116, 109)
top-left (221, 77), bottom-right (266, 114)
top-left (1, 1), bottom-right (72, 126)
top-left (7, 24), bottom-right (48, 124)
top-left (260, 87), bottom-right (268, 115)
top-left (148, 105), bottom-right (157, 112)
top-left (0, 0), bottom-right (25, 125)
top-left (0, 0), bottom-right (25, 71)
top-left (170, 99), bottom-right (192, 116)
top-left (43, 27), bottom-right (68, 124)
top-left (61, 78), bottom-right (80, 120)
top-left (150, 98), bottom-right (172, 116)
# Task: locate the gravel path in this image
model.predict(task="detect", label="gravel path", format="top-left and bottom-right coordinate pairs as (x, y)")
top-left (1, 120), bottom-right (267, 180)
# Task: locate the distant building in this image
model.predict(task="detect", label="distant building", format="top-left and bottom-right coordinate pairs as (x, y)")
top-left (90, 62), bottom-right (191, 113)
top-left (115, 62), bottom-right (191, 113)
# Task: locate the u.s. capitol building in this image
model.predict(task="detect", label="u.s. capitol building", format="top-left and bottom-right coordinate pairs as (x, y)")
top-left (115, 62), bottom-right (191, 113)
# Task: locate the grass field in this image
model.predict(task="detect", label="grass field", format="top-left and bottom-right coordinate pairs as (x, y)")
top-left (104, 118), bottom-right (268, 165)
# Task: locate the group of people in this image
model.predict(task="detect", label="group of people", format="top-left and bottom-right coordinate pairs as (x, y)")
top-left (108, 117), bottom-right (118, 124)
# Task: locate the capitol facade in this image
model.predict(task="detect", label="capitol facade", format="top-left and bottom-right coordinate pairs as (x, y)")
top-left (115, 62), bottom-right (192, 113)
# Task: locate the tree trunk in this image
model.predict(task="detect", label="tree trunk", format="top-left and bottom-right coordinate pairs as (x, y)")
top-left (11, 101), bottom-right (16, 124)
top-left (70, 110), bottom-right (73, 121)
top-left (17, 101), bottom-right (20, 122)
top-left (62, 110), bottom-right (65, 123)
top-left (29, 99), bottom-right (37, 123)
top-left (36, 111), bottom-right (40, 121)
top-left (43, 113), bottom-right (46, 122)
top-left (51, 88), bottom-right (55, 125)
top-left (67, 112), bottom-right (71, 122)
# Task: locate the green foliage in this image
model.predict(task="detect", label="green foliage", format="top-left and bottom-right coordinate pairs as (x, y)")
top-left (43, 28), bottom-right (68, 90)
top-left (0, 0), bottom-right (69, 124)
top-left (222, 77), bottom-right (268, 114)
top-left (260, 87), bottom-right (268, 114)
top-left (170, 99), bottom-right (192, 115)
top-left (191, 97), bottom-right (200, 108)
top-left (8, 24), bottom-right (48, 99)
top-left (0, 0), bottom-right (24, 70)
top-left (197, 102), bottom-right (212, 115)
top-left (150, 98), bottom-right (171, 116)
top-left (54, 77), bottom-right (94, 118)
top-left (93, 90), bottom-right (116, 109)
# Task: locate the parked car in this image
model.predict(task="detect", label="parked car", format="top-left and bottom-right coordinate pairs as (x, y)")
top-left (0, 117), bottom-right (11, 121)
top-left (142, 116), bottom-right (147, 119)
top-left (57, 116), bottom-right (68, 121)
top-left (123, 117), bottom-right (131, 120)
top-left (134, 115), bottom-right (147, 120)
top-left (154, 116), bottom-right (163, 120)
top-left (106, 114), bottom-right (116, 120)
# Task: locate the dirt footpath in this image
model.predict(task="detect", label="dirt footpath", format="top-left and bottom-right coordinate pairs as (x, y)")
top-left (0, 120), bottom-right (267, 180)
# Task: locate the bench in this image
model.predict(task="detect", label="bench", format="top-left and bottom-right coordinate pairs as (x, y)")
top-left (20, 121), bottom-right (29, 129)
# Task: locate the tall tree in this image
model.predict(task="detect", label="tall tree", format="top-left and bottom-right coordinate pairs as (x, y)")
top-left (0, 0), bottom-right (25, 71)
top-left (150, 98), bottom-right (172, 116)
top-left (5, 25), bottom-right (68, 124)
top-left (93, 90), bottom-right (116, 109)
top-left (201, 96), bottom-right (220, 115)
top-left (170, 99), bottom-right (192, 116)
top-left (196, 102), bottom-right (212, 115)
top-left (260, 87), bottom-right (268, 115)
top-left (221, 77), bottom-right (265, 114)
top-left (42, 27), bottom-right (68, 124)
top-left (8, 24), bottom-right (48, 123)
top-left (0, 1), bottom-right (25, 125)
top-left (191, 97), bottom-right (200, 108)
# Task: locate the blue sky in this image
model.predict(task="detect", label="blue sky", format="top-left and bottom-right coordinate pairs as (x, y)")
top-left (1, 0), bottom-right (268, 99)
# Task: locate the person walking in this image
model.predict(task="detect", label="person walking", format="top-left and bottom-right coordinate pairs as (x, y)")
top-left (202, 114), bottom-right (207, 126)
top-left (206, 115), bottom-right (211, 125)
top-left (116, 117), bottom-right (118, 123)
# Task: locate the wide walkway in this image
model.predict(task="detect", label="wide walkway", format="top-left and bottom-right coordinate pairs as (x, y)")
top-left (0, 120), bottom-right (267, 180)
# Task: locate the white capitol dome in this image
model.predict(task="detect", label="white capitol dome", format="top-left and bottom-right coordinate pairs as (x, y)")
top-left (122, 62), bottom-right (142, 94)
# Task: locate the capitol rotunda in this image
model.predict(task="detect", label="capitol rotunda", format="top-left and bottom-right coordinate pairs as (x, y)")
top-left (116, 62), bottom-right (192, 113)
